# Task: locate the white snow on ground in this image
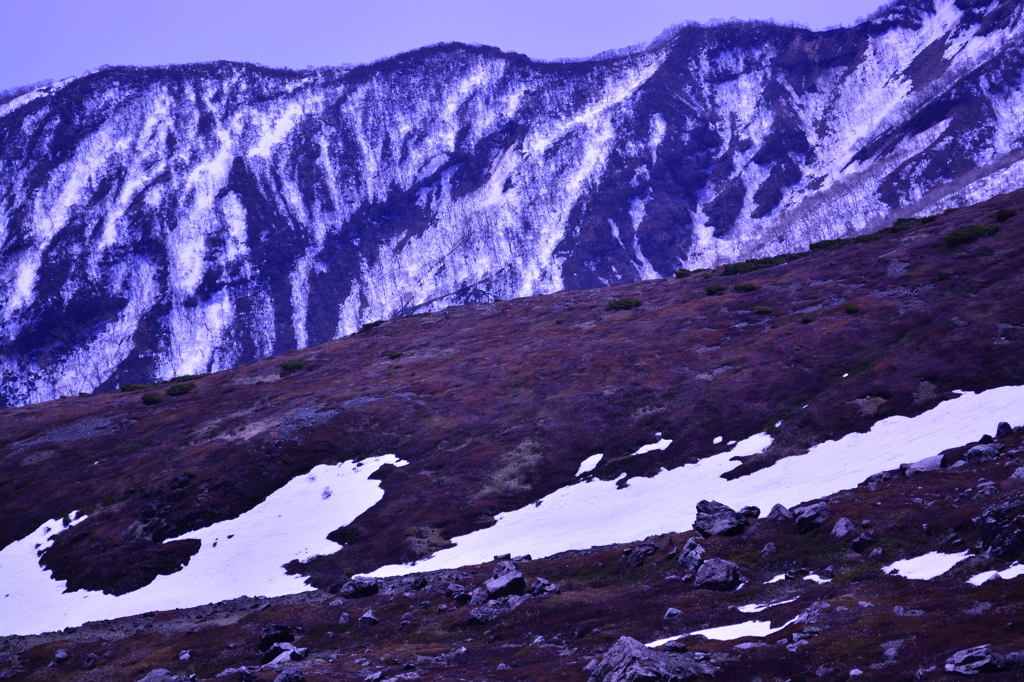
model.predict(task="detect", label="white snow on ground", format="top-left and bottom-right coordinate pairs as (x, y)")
top-left (967, 562), bottom-right (1024, 586)
top-left (0, 455), bottom-right (405, 637)
top-left (648, 616), bottom-right (799, 647)
top-left (631, 438), bottom-right (672, 456)
top-left (766, 574), bottom-right (787, 584)
top-left (804, 574), bottom-right (831, 584)
top-left (369, 385), bottom-right (1024, 577)
top-left (883, 551), bottom-right (971, 580)
top-left (576, 454), bottom-right (604, 477)
top-left (738, 597), bottom-right (798, 613)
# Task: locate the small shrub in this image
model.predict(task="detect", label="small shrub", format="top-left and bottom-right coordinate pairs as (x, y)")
top-left (606, 298), bottom-right (642, 311)
top-left (120, 384), bottom-right (150, 392)
top-left (404, 527), bottom-right (417, 537)
top-left (855, 232), bottom-right (883, 243)
top-left (844, 303), bottom-right (860, 314)
top-left (809, 238), bottom-right (852, 252)
top-left (360, 320), bottom-right (384, 333)
top-left (935, 270), bottom-right (952, 281)
top-left (343, 568), bottom-right (356, 577)
top-left (919, 215), bottom-right (938, 224)
top-left (944, 223), bottom-right (1000, 246)
top-left (801, 312), bottom-right (819, 324)
top-left (753, 306), bottom-right (772, 315)
top-left (166, 382), bottom-right (195, 397)
top-left (705, 285), bottom-right (727, 296)
top-left (733, 283), bottom-right (759, 293)
top-left (674, 268), bottom-right (692, 278)
top-left (722, 253), bottom-right (805, 276)
top-left (889, 218), bottom-right (917, 232)
top-left (996, 209), bottom-right (1016, 222)
top-left (703, 272), bottom-right (715, 279)
top-left (99, 493), bottom-right (116, 507)
top-left (280, 358), bottom-right (309, 372)
top-left (141, 392), bottom-right (164, 405)
top-left (171, 374), bottom-right (208, 383)
top-left (387, 352), bottom-right (404, 360)
top-left (943, 208), bottom-right (958, 214)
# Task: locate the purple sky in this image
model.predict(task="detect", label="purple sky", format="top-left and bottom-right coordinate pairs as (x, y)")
top-left (1, 0), bottom-right (889, 92)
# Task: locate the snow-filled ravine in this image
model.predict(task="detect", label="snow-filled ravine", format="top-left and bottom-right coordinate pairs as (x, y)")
top-left (0, 455), bottom-right (405, 637)
top-left (369, 384), bottom-right (1024, 577)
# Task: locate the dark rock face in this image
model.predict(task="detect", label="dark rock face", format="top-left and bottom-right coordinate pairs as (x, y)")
top-left (588, 636), bottom-right (717, 681)
top-left (257, 624), bottom-right (294, 652)
top-left (339, 579), bottom-right (379, 599)
top-left (3, 0), bottom-right (1024, 407)
top-left (976, 495), bottom-right (1024, 557)
top-left (693, 500), bottom-right (747, 537)
top-left (624, 543), bottom-right (657, 567)
top-left (677, 538), bottom-right (706, 572)
top-left (944, 646), bottom-right (1005, 675)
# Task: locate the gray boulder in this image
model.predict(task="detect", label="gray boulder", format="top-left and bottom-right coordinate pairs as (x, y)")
top-left (1011, 467), bottom-right (1024, 480)
top-left (485, 569), bottom-right (526, 599)
top-left (677, 538), bottom-right (705, 571)
top-left (587, 636), bottom-right (717, 682)
top-left (664, 607), bottom-right (682, 620)
top-left (945, 646), bottom-right (1005, 675)
top-left (262, 642), bottom-right (308, 665)
top-left (258, 624), bottom-right (294, 652)
top-left (766, 504), bottom-right (794, 521)
top-left (529, 577), bottom-right (560, 595)
top-left (468, 594), bottom-right (528, 625)
top-left (693, 500), bottom-right (748, 537)
top-left (272, 669), bottom-right (306, 682)
top-left (52, 650), bottom-right (68, 663)
top-left (136, 671), bottom-right (184, 682)
top-left (694, 558), bottom-right (741, 591)
top-left (340, 578), bottom-right (379, 599)
top-left (338, 612), bottom-right (352, 625)
top-left (851, 532), bottom-right (875, 553)
top-left (625, 543), bottom-right (657, 567)
top-left (831, 518), bottom-right (857, 539)
top-left (905, 454), bottom-right (946, 475)
top-left (760, 542), bottom-right (777, 558)
top-left (965, 444), bottom-right (1003, 461)
top-left (997, 422), bottom-right (1013, 438)
top-left (359, 610), bottom-right (379, 628)
top-left (794, 503), bottom-right (831, 534)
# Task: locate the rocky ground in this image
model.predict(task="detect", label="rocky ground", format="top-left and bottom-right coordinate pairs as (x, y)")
top-left (5, 424), bottom-right (1024, 681)
top-left (4, 190), bottom-right (1024, 679)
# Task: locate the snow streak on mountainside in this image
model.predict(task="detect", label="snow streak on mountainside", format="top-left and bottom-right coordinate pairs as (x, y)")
top-left (1, 0), bottom-right (1023, 407)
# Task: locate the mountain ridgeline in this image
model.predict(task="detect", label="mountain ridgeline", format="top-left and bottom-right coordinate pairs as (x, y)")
top-left (1, 0), bottom-right (1023, 407)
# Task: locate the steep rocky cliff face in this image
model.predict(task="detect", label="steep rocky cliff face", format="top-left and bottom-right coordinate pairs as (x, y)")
top-left (1, 0), bottom-right (1023, 406)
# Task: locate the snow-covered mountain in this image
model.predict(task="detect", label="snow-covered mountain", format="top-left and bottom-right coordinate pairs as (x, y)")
top-left (2, 0), bottom-right (1023, 407)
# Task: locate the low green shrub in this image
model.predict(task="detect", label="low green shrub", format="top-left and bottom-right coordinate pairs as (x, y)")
top-left (996, 209), bottom-right (1016, 222)
top-left (945, 223), bottom-right (1000, 246)
top-left (809, 238), bottom-right (851, 251)
top-left (889, 218), bottom-right (917, 232)
top-left (722, 253), bottom-right (805, 276)
top-left (141, 392), bottom-right (164, 405)
top-left (733, 283), bottom-right (759, 293)
top-left (674, 268), bottom-right (692, 278)
top-left (388, 352), bottom-right (404, 360)
top-left (844, 303), bottom-right (860, 314)
top-left (120, 384), bottom-right (150, 392)
top-left (360, 320), bottom-right (385, 333)
top-left (606, 298), bottom-right (642, 311)
top-left (935, 270), bottom-right (952, 281)
top-left (855, 232), bottom-right (883, 243)
top-left (171, 374), bottom-right (208, 383)
top-left (753, 305), bottom-right (772, 315)
top-left (919, 215), bottom-right (938, 224)
top-left (280, 358), bottom-right (309, 372)
top-left (801, 312), bottom-right (819, 324)
top-left (166, 382), bottom-right (195, 397)
top-left (943, 208), bottom-right (958, 214)
top-left (705, 284), bottom-right (727, 296)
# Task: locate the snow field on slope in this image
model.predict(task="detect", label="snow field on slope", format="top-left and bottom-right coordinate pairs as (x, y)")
top-left (882, 551), bottom-right (971, 580)
top-left (368, 385), bottom-right (1024, 577)
top-left (0, 455), bottom-right (406, 637)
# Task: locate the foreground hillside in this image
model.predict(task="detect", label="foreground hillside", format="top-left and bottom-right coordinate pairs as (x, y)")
top-left (3, 0), bottom-right (1024, 406)
top-left (1, 186), bottom-right (1024, 645)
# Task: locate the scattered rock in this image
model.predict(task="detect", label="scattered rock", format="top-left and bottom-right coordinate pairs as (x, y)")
top-left (905, 454), bottom-right (946, 475)
top-left (664, 607), bottom-right (682, 620)
top-left (760, 542), bottom-right (777, 558)
top-left (359, 610), bottom-right (379, 628)
top-left (258, 624), bottom-right (294, 652)
top-left (587, 636), bottom-right (717, 682)
top-left (1010, 467), bottom-right (1024, 480)
top-left (869, 547), bottom-right (884, 560)
top-left (851, 532), bottom-right (876, 553)
top-left (767, 503), bottom-right (794, 521)
top-left (976, 495), bottom-right (1024, 556)
top-left (997, 422), bottom-right (1013, 438)
top-left (794, 502), bottom-right (832, 534)
top-left (485, 569), bottom-right (526, 599)
top-left (52, 650), bottom-right (67, 663)
top-left (262, 641), bottom-right (308, 665)
top-left (272, 669), bottom-right (306, 682)
top-left (832, 517), bottom-right (857, 539)
top-left (965, 444), bottom-right (1003, 461)
top-left (677, 538), bottom-right (706, 571)
top-left (694, 558), bottom-right (741, 590)
top-left (625, 543), bottom-right (658, 567)
top-left (340, 579), bottom-right (380, 599)
top-left (693, 500), bottom-right (748, 537)
top-left (468, 594), bottom-right (528, 625)
top-left (945, 646), bottom-right (1005, 675)
top-left (136, 670), bottom-right (185, 682)
top-left (529, 577), bottom-right (560, 595)
top-left (338, 612), bottom-right (352, 625)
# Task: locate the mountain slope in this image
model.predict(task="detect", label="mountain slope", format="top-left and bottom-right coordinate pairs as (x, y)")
top-left (2, 0), bottom-right (1024, 406)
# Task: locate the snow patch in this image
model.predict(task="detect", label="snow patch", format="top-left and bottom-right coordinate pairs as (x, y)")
top-left (576, 454), bottom-right (604, 477)
top-left (883, 551), bottom-right (971, 580)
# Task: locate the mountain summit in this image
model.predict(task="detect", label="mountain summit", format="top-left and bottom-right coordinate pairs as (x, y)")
top-left (1, 0), bottom-right (1023, 407)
